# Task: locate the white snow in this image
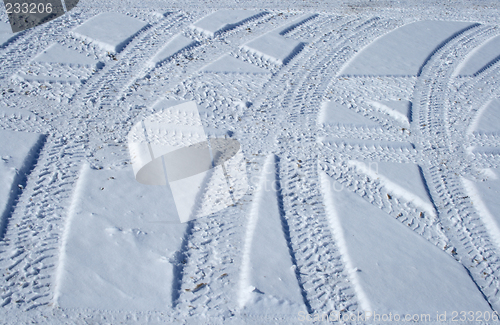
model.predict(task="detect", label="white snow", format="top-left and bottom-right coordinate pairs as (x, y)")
top-left (33, 44), bottom-right (100, 67)
top-left (2, 4), bottom-right (500, 323)
top-left (0, 130), bottom-right (42, 236)
top-left (348, 160), bottom-right (436, 217)
top-left (469, 98), bottom-right (500, 134)
top-left (463, 170), bottom-right (500, 250)
top-left (241, 32), bottom-right (303, 65)
top-left (339, 21), bottom-right (475, 76)
top-left (277, 14), bottom-right (317, 35)
top-left (236, 14), bottom-right (317, 64)
top-left (55, 165), bottom-right (186, 310)
top-left (237, 14), bottom-right (315, 65)
top-left (0, 22), bottom-right (16, 47)
top-left (239, 155), bottom-right (306, 314)
top-left (0, 105), bottom-right (36, 120)
top-left (320, 138), bottom-right (415, 151)
top-left (202, 55), bottom-right (270, 74)
top-left (318, 101), bottom-right (381, 127)
top-left (455, 35), bottom-right (500, 76)
top-left (13, 73), bottom-right (82, 84)
top-left (71, 13), bottom-right (148, 53)
top-left (367, 99), bottom-right (411, 126)
top-left (148, 34), bottom-right (197, 67)
top-left (321, 172), bottom-right (491, 315)
top-left (128, 101), bottom-right (247, 222)
top-left (192, 10), bottom-right (264, 37)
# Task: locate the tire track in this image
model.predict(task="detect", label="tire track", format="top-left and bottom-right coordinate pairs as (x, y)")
top-left (272, 17), bottom-right (397, 314)
top-left (244, 16), bottom-right (398, 314)
top-left (169, 15), bottom-right (381, 316)
top-left (0, 10), bottom-right (91, 81)
top-left (412, 23), bottom-right (500, 310)
top-left (0, 136), bottom-right (85, 310)
top-left (69, 11), bottom-right (188, 106)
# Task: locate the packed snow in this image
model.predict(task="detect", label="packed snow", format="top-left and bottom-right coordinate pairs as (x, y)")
top-left (1, 1), bottom-right (500, 324)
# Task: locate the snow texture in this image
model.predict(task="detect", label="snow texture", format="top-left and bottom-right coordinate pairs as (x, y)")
top-left (318, 101), bottom-right (380, 127)
top-left (55, 165), bottom-right (186, 310)
top-left (192, 10), bottom-right (264, 37)
top-left (0, 22), bottom-right (16, 47)
top-left (202, 55), bottom-right (270, 74)
top-left (463, 170), bottom-right (500, 251)
top-left (0, 130), bottom-right (43, 238)
top-left (148, 34), bottom-right (198, 67)
top-left (339, 21), bottom-right (476, 76)
top-left (33, 44), bottom-right (101, 67)
top-left (71, 13), bottom-right (148, 53)
top-left (321, 172), bottom-right (491, 315)
top-left (367, 99), bottom-right (411, 126)
top-left (349, 160), bottom-right (436, 217)
top-left (455, 35), bottom-right (500, 76)
top-left (469, 98), bottom-right (500, 134)
top-left (239, 155), bottom-right (306, 314)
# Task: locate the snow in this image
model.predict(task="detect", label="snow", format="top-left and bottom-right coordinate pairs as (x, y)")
top-left (348, 160), bottom-right (436, 217)
top-left (241, 33), bottom-right (303, 65)
top-left (339, 21), bottom-right (476, 76)
top-left (202, 55), bottom-right (270, 74)
top-left (277, 14), bottom-right (317, 35)
top-left (0, 106), bottom-right (36, 120)
top-left (454, 35), bottom-right (500, 76)
top-left (191, 10), bottom-right (265, 37)
top-left (320, 138), bottom-right (415, 151)
top-left (55, 165), bottom-right (186, 310)
top-left (0, 130), bottom-right (43, 237)
top-left (239, 155), bottom-right (306, 314)
top-left (321, 171), bottom-right (491, 315)
top-left (469, 98), bottom-right (500, 134)
top-left (148, 34), bottom-right (198, 68)
top-left (33, 44), bottom-right (100, 68)
top-left (0, 22), bottom-right (16, 47)
top-left (13, 73), bottom-right (82, 84)
top-left (318, 101), bottom-right (381, 127)
top-left (71, 13), bottom-right (148, 53)
top-left (238, 14), bottom-right (316, 65)
top-left (2, 2), bottom-right (500, 323)
top-left (367, 99), bottom-right (412, 126)
top-left (128, 101), bottom-right (248, 222)
top-left (463, 170), bottom-right (500, 251)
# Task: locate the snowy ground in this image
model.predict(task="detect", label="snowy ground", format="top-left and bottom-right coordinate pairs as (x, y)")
top-left (1, 0), bottom-right (500, 324)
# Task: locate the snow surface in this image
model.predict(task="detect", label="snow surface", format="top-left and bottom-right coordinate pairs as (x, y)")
top-left (33, 44), bottom-right (100, 67)
top-left (455, 35), bottom-right (500, 76)
top-left (367, 99), bottom-right (412, 126)
top-left (321, 172), bottom-right (491, 315)
top-left (239, 155), bottom-right (306, 314)
top-left (241, 33), bottom-right (303, 65)
top-left (2, 2), bottom-right (500, 324)
top-left (148, 34), bottom-right (198, 68)
top-left (192, 10), bottom-right (265, 37)
top-left (463, 170), bottom-right (500, 251)
top-left (55, 165), bottom-right (186, 310)
top-left (318, 100), bottom-right (380, 127)
top-left (239, 15), bottom-right (314, 65)
top-left (202, 55), bottom-right (269, 74)
top-left (0, 22), bottom-right (16, 47)
top-left (0, 130), bottom-right (43, 237)
top-left (469, 98), bottom-right (500, 134)
top-left (348, 160), bottom-right (436, 217)
top-left (339, 21), bottom-right (476, 76)
top-left (71, 13), bottom-right (148, 53)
